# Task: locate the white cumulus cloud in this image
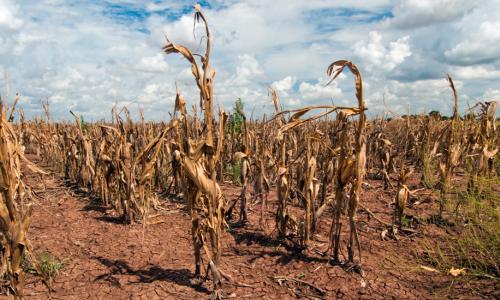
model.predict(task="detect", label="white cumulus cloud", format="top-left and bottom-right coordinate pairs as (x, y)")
top-left (389, 0), bottom-right (479, 29)
top-left (299, 78), bottom-right (343, 103)
top-left (445, 21), bottom-right (500, 65)
top-left (353, 31), bottom-right (411, 72)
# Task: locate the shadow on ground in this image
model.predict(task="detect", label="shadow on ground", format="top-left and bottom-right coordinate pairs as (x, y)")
top-left (93, 256), bottom-right (210, 293)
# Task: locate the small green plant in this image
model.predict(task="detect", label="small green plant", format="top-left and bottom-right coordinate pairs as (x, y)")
top-left (35, 252), bottom-right (65, 280)
top-left (226, 161), bottom-right (242, 185)
top-left (401, 215), bottom-right (410, 227)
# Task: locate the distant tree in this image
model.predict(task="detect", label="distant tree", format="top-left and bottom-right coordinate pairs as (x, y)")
top-left (428, 110), bottom-right (441, 119)
top-left (227, 98), bottom-right (244, 134)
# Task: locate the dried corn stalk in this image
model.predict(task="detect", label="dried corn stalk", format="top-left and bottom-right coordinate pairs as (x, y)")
top-left (236, 105), bottom-right (251, 223)
top-left (253, 138), bottom-right (270, 230)
top-left (325, 60), bottom-right (367, 266)
top-left (271, 90), bottom-right (291, 239)
top-left (0, 99), bottom-right (45, 299)
top-left (163, 5), bottom-right (227, 294)
top-left (478, 101), bottom-right (498, 174)
top-left (438, 75), bottom-right (462, 217)
top-left (393, 167), bottom-right (412, 230)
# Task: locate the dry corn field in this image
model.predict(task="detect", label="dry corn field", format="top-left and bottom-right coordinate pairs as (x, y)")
top-left (1, 5), bottom-right (499, 300)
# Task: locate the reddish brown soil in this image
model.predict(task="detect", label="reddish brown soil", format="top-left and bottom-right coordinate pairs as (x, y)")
top-left (17, 157), bottom-right (497, 299)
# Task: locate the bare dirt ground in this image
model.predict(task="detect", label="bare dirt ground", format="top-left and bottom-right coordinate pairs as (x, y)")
top-left (18, 156), bottom-right (498, 299)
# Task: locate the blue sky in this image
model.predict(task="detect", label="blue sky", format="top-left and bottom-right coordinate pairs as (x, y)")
top-left (0, 0), bottom-right (499, 120)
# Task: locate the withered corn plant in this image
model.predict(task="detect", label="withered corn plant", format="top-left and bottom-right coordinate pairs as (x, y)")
top-left (228, 105), bottom-right (251, 223)
top-left (253, 137), bottom-right (271, 230)
top-left (393, 167), bottom-right (412, 230)
top-left (0, 98), bottom-right (45, 299)
top-left (418, 115), bottom-right (441, 188)
top-left (169, 90), bottom-right (183, 196)
top-left (379, 137), bottom-right (394, 190)
top-left (163, 5), bottom-right (228, 294)
top-left (391, 118), bottom-right (424, 234)
top-left (325, 60), bottom-right (366, 267)
top-left (272, 89), bottom-right (292, 239)
top-left (392, 108), bottom-right (413, 232)
top-left (438, 75), bottom-right (462, 218)
top-left (302, 137), bottom-right (319, 246)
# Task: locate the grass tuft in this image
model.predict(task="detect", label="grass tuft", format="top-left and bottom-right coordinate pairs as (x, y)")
top-left (32, 252), bottom-right (65, 281)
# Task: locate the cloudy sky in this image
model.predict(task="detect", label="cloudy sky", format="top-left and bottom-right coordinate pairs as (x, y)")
top-left (0, 0), bottom-right (499, 120)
